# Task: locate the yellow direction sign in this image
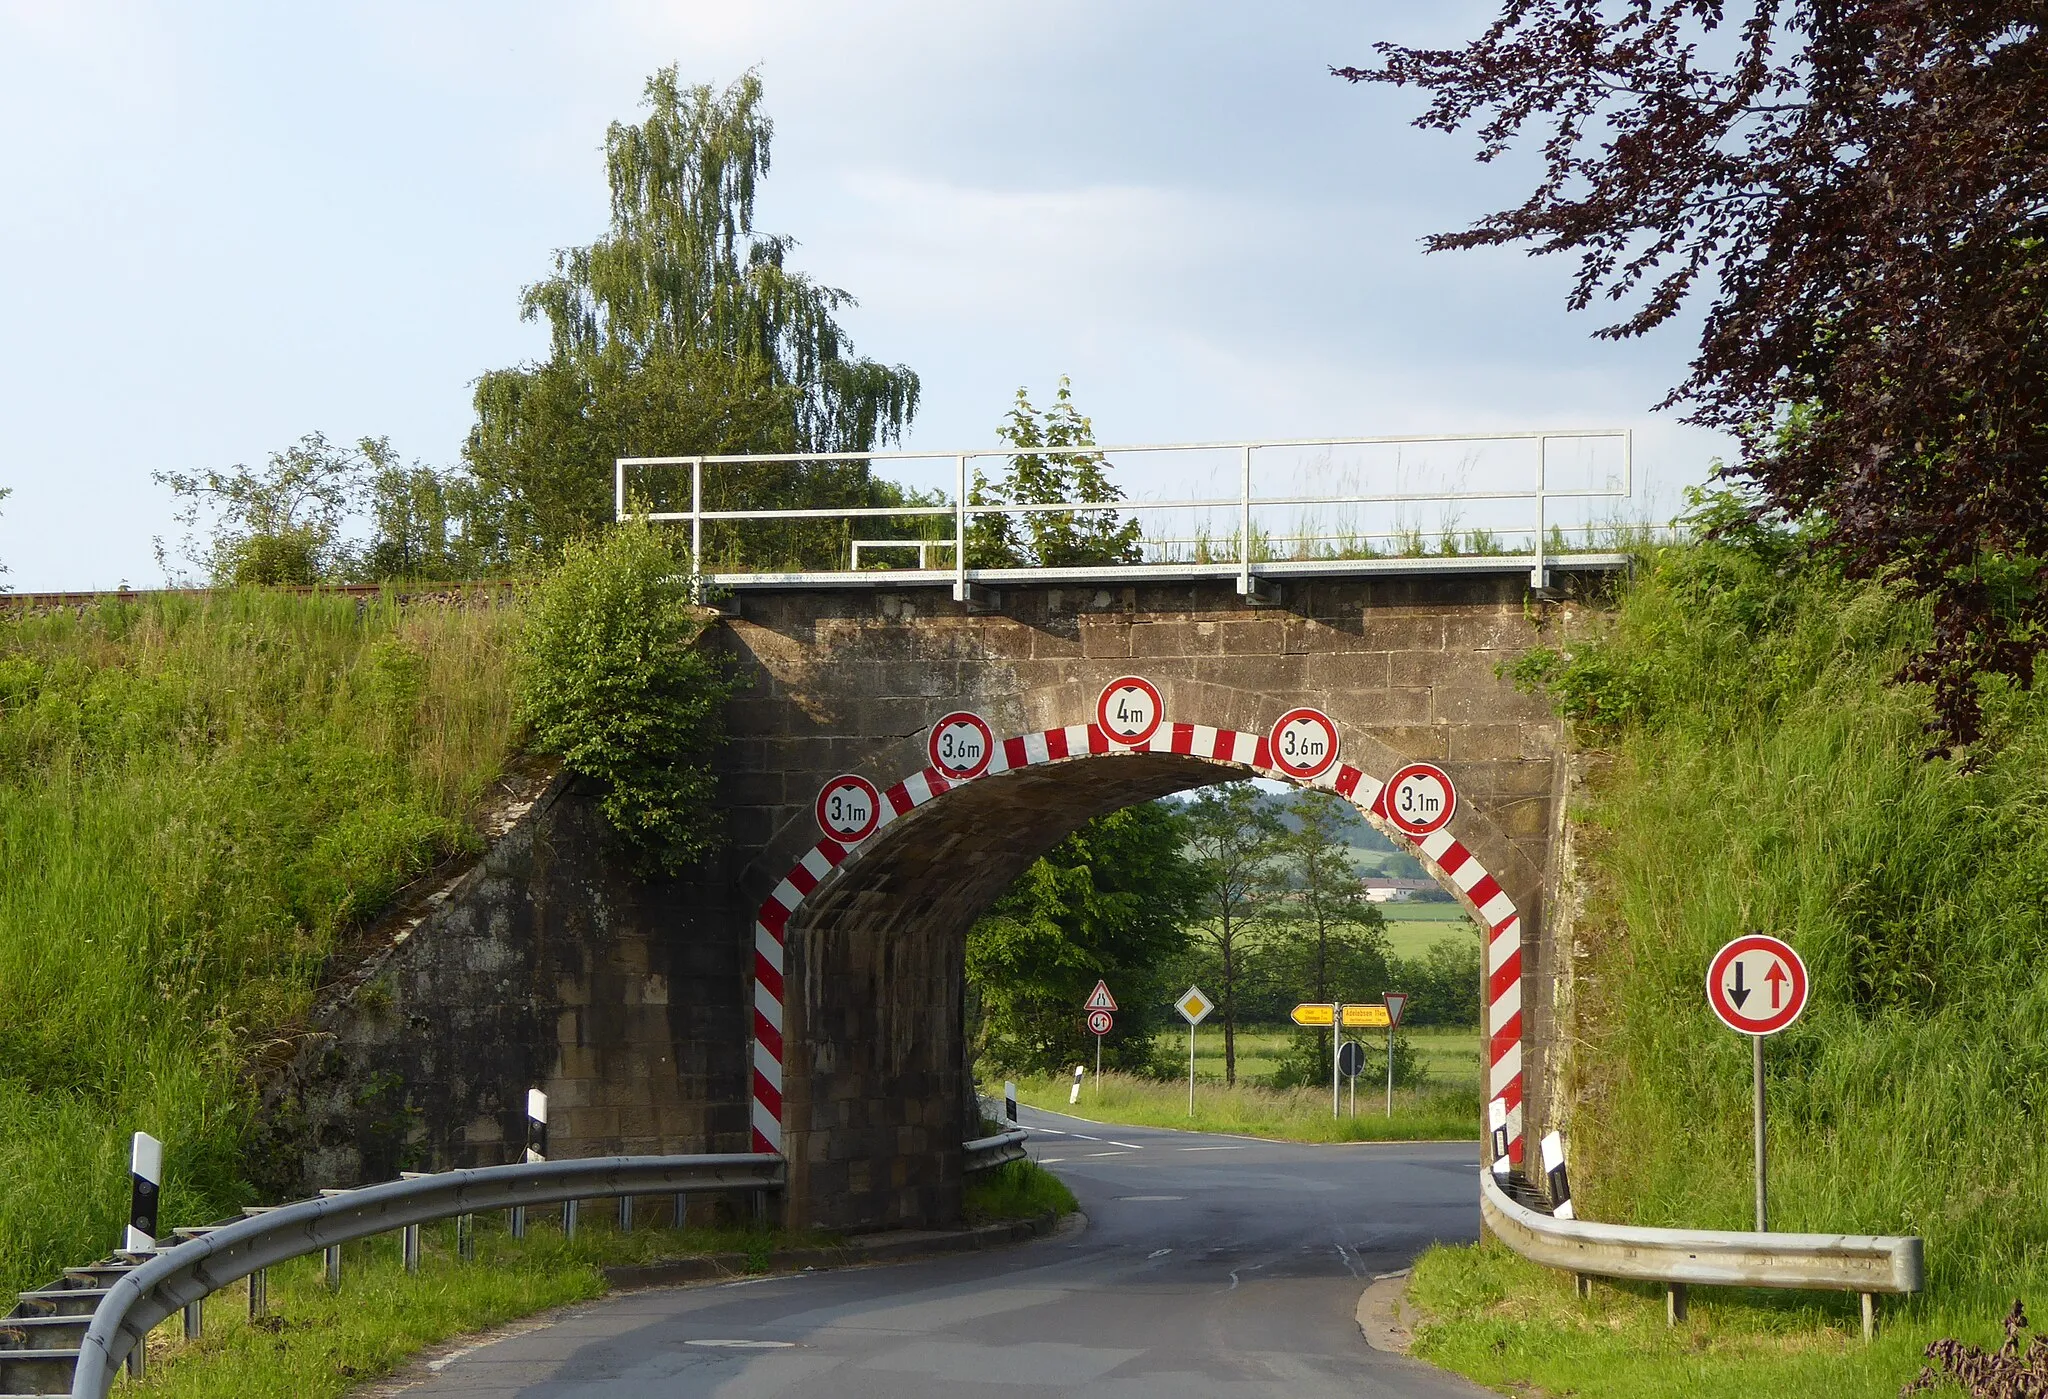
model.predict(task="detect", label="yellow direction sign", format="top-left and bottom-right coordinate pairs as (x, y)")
top-left (1291, 1003), bottom-right (1393, 1028)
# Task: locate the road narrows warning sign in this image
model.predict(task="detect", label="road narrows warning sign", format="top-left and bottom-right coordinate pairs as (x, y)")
top-left (1706, 934), bottom-right (1809, 1036)
top-left (1085, 980), bottom-right (1118, 1012)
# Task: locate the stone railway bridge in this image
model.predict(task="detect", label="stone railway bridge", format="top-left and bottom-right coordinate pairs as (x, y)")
top-left (281, 567), bottom-right (1610, 1233)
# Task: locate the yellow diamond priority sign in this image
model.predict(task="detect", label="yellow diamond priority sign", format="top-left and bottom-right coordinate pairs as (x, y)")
top-left (1175, 986), bottom-right (1214, 1026)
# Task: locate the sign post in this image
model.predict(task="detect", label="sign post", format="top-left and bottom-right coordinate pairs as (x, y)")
top-left (1176, 986), bottom-right (1214, 1118)
top-left (1706, 934), bottom-right (1809, 1231)
top-left (1337, 1039), bottom-right (1366, 1117)
top-left (1383, 992), bottom-right (1408, 1118)
top-left (1084, 981), bottom-right (1117, 1095)
top-left (1291, 1002), bottom-right (1393, 1118)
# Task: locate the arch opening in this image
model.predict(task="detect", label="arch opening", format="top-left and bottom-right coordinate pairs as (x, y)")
top-left (750, 721), bottom-right (1528, 1230)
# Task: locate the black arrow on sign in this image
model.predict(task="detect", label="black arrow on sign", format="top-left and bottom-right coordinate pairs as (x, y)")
top-left (1729, 960), bottom-right (1750, 1008)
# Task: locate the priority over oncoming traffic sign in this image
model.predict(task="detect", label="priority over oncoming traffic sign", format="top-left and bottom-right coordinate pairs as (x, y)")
top-left (1706, 934), bottom-right (1809, 1036)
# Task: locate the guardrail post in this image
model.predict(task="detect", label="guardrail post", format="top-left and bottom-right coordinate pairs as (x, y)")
top-left (457, 1213), bottom-right (474, 1261)
top-left (563, 1199), bottom-right (579, 1239)
top-left (619, 1194), bottom-right (634, 1232)
top-left (1665, 1282), bottom-right (1687, 1325)
top-left (126, 1340), bottom-right (145, 1379)
top-left (510, 1206), bottom-right (525, 1240)
top-left (324, 1243), bottom-right (342, 1290)
top-left (183, 1299), bottom-right (202, 1340)
top-left (752, 1189), bottom-right (768, 1225)
top-left (248, 1266), bottom-right (268, 1319)
top-left (1574, 1273), bottom-right (1591, 1300)
top-left (674, 1191), bottom-right (687, 1229)
top-left (403, 1222), bottom-right (421, 1274)
top-left (1862, 1291), bottom-right (1876, 1342)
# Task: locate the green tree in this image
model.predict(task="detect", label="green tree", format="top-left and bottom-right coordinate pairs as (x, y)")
top-left (517, 521), bottom-right (734, 873)
top-left (153, 433), bottom-right (373, 585)
top-left (1183, 783), bottom-right (1285, 1085)
top-left (354, 443), bottom-right (505, 583)
top-left (467, 70), bottom-right (920, 564)
top-left (966, 801), bottom-right (1199, 1074)
top-left (968, 378), bottom-right (1142, 568)
top-left (1270, 789), bottom-right (1393, 1085)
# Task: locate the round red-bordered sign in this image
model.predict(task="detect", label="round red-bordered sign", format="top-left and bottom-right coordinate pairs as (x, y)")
top-left (815, 774), bottom-right (882, 843)
top-left (1269, 707), bottom-right (1340, 780)
top-left (1096, 676), bottom-right (1164, 746)
top-left (1086, 1008), bottom-right (1114, 1037)
top-left (1385, 762), bottom-right (1457, 837)
top-left (928, 711), bottom-right (995, 780)
top-left (1706, 934), bottom-right (1809, 1036)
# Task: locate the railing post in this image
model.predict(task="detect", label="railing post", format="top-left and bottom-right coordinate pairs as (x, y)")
top-left (691, 457), bottom-right (704, 596)
top-left (614, 457), bottom-right (627, 523)
top-left (183, 1299), bottom-right (202, 1340)
top-left (563, 1199), bottom-right (579, 1239)
top-left (456, 1213), bottom-right (474, 1261)
top-left (403, 1222), bottom-right (421, 1275)
top-left (510, 1206), bottom-right (525, 1240)
top-left (954, 453), bottom-right (969, 604)
top-left (1238, 444), bottom-right (1253, 596)
top-left (324, 1243), bottom-right (342, 1290)
top-left (248, 1267), bottom-right (267, 1318)
top-left (1531, 435), bottom-right (1548, 591)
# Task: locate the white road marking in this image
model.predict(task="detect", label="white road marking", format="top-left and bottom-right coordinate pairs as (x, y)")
top-left (1114, 1196), bottom-right (1185, 1202)
top-left (1084, 1151), bottom-right (1134, 1157)
top-left (1178, 1145), bottom-right (1246, 1152)
top-left (686, 1339), bottom-right (796, 1349)
top-left (1148, 1249), bottom-right (1174, 1258)
top-left (1037, 1157), bottom-right (1066, 1164)
top-left (1108, 1141), bottom-right (1143, 1150)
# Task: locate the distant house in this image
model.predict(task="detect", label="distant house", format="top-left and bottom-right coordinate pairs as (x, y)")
top-left (1362, 877), bottom-right (1437, 904)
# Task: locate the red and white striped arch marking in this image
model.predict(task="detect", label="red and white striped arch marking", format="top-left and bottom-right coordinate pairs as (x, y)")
top-left (748, 722), bottom-right (1527, 1167)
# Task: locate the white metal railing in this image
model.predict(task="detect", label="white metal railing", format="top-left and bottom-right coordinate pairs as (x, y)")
top-left (616, 430), bottom-right (1634, 599)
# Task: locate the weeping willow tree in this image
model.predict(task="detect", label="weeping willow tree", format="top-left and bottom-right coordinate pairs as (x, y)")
top-left (466, 70), bottom-right (921, 565)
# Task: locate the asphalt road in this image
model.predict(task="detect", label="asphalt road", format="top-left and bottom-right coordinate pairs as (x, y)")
top-left (392, 1107), bottom-right (1491, 1397)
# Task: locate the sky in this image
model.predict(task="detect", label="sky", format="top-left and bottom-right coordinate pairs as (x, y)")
top-left (0, 1), bottom-right (1731, 591)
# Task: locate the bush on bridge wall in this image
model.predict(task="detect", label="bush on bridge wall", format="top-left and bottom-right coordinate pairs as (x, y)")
top-left (517, 523), bottom-right (734, 875)
top-left (1516, 502), bottom-right (2048, 1301)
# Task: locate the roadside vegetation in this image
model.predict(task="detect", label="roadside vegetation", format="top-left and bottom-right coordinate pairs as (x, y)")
top-left (0, 590), bottom-right (523, 1296)
top-left (962, 1160), bottom-right (1078, 1225)
top-left (1410, 510), bottom-right (2048, 1392)
top-left (1015, 1068), bottom-right (1477, 1144)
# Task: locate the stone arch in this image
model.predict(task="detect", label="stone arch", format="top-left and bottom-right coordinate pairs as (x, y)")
top-left (748, 709), bottom-right (1530, 1228)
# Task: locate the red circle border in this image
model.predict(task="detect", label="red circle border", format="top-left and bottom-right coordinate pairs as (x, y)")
top-left (1385, 761), bottom-right (1458, 837)
top-left (1706, 934), bottom-right (1809, 1036)
top-left (1095, 676), bottom-right (1165, 746)
top-left (815, 773), bottom-right (882, 843)
top-left (1268, 707), bottom-right (1340, 780)
top-left (927, 711), bottom-right (995, 780)
top-left (1086, 1008), bottom-right (1114, 1036)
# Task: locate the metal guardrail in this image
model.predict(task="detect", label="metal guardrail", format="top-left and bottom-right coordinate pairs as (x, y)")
top-left (68, 1154), bottom-right (781, 1399)
top-left (1480, 1170), bottom-right (1923, 1338)
top-left (618, 430), bottom-right (1634, 598)
top-left (962, 1129), bottom-right (1029, 1173)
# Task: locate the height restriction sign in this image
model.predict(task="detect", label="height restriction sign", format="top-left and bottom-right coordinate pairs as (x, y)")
top-left (1707, 934), bottom-right (1809, 1036)
top-left (1096, 677), bottom-right (1164, 746)
top-left (1384, 763), bottom-right (1457, 838)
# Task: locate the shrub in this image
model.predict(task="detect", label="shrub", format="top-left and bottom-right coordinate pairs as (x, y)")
top-left (517, 524), bottom-right (734, 874)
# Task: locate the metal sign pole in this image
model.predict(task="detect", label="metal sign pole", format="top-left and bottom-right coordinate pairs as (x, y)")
top-left (1095, 1032), bottom-right (1102, 1097)
top-left (1754, 1033), bottom-right (1768, 1231)
top-left (1188, 1021), bottom-right (1196, 1117)
top-left (1348, 1055), bottom-right (1355, 1118)
top-left (1386, 1024), bottom-right (1395, 1119)
top-left (1331, 1003), bottom-right (1342, 1119)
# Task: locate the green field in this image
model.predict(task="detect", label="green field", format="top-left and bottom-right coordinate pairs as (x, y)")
top-left (1014, 1070), bottom-right (1478, 1143)
top-left (1380, 905), bottom-right (1478, 960)
top-left (1170, 1022), bottom-right (1480, 1095)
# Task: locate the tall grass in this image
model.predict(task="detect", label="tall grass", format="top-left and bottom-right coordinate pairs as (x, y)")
top-left (1524, 532), bottom-right (2048, 1308)
top-left (0, 590), bottom-right (522, 1294)
top-left (1013, 1069), bottom-right (1478, 1142)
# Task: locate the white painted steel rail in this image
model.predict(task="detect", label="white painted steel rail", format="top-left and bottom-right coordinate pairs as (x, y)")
top-left (1480, 1170), bottom-right (1923, 1335)
top-left (962, 1129), bottom-right (1029, 1173)
top-left (616, 430), bottom-right (1634, 597)
top-left (68, 1154), bottom-right (782, 1399)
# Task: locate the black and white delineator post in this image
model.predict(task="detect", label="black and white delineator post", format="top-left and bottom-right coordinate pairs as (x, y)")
top-left (1004, 1081), bottom-right (1018, 1124)
top-left (1068, 1065), bottom-right (1084, 1105)
top-left (512, 1087), bottom-right (547, 1239)
top-left (126, 1132), bottom-right (163, 1252)
top-left (1540, 1130), bottom-right (1574, 1220)
top-left (1488, 1099), bottom-right (1512, 1179)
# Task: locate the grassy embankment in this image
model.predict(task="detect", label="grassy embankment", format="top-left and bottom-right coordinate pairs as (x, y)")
top-left (0, 590), bottom-right (522, 1295)
top-left (1407, 534), bottom-right (2048, 1395)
